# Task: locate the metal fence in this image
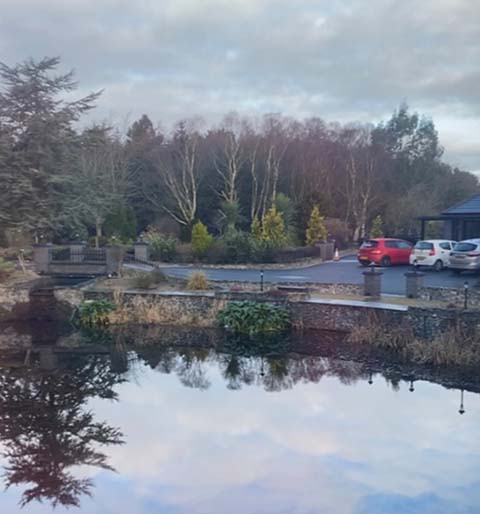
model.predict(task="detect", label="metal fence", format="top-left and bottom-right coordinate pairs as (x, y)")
top-left (49, 247), bottom-right (106, 263)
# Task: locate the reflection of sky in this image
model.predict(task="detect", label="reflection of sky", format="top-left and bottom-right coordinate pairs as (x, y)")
top-left (2, 358), bottom-right (480, 514)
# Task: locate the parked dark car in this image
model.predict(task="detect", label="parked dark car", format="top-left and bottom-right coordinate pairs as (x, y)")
top-left (357, 238), bottom-right (413, 267)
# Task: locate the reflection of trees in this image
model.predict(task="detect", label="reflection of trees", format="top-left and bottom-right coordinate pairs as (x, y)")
top-left (0, 355), bottom-right (124, 508)
top-left (135, 346), bottom-right (212, 390)
top-left (131, 332), bottom-right (369, 393)
top-left (176, 348), bottom-right (211, 390)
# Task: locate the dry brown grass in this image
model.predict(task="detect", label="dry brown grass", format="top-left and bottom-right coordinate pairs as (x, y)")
top-left (187, 271), bottom-right (209, 291)
top-left (347, 311), bottom-right (480, 367)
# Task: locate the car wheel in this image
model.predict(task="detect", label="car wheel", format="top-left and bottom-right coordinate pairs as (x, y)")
top-left (433, 259), bottom-right (443, 272)
top-left (360, 261), bottom-right (370, 267)
top-left (380, 256), bottom-right (391, 267)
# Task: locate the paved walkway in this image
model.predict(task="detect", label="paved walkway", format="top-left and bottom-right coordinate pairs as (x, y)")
top-left (125, 256), bottom-right (478, 295)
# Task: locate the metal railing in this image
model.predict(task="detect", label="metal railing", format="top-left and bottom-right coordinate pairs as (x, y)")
top-left (49, 247), bottom-right (106, 263)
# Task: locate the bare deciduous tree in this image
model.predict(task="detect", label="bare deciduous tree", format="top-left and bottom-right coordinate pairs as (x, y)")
top-left (62, 126), bottom-right (129, 247)
top-left (148, 119), bottom-right (203, 229)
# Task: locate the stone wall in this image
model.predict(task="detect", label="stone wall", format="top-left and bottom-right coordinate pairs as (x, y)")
top-left (420, 285), bottom-right (480, 309)
top-left (4, 281), bottom-right (480, 341)
top-left (289, 301), bottom-right (405, 332)
top-left (83, 288), bottom-right (480, 340)
top-left (48, 263), bottom-right (107, 276)
top-left (213, 281), bottom-right (363, 296)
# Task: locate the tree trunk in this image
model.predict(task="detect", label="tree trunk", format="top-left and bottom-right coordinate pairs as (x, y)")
top-left (95, 217), bottom-right (102, 249)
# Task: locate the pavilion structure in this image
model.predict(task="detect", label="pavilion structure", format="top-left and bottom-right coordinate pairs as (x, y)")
top-left (418, 193), bottom-right (480, 241)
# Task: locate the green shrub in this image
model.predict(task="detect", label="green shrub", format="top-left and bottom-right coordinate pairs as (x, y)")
top-left (261, 207), bottom-right (287, 246)
top-left (203, 241), bottom-right (227, 264)
top-left (217, 301), bottom-right (290, 335)
top-left (221, 229), bottom-right (253, 263)
top-left (142, 227), bottom-right (177, 262)
top-left (251, 216), bottom-right (262, 240)
top-left (133, 270), bottom-right (167, 289)
top-left (250, 238), bottom-right (277, 263)
top-left (104, 205), bottom-right (137, 243)
top-left (306, 206), bottom-right (327, 245)
top-left (187, 271), bottom-right (209, 290)
top-left (74, 299), bottom-right (117, 326)
top-left (370, 215), bottom-right (384, 238)
top-left (191, 221), bottom-right (214, 259)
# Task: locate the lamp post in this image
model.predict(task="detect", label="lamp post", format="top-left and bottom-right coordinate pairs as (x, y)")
top-left (464, 281), bottom-right (469, 310)
top-left (409, 380), bottom-right (415, 392)
top-left (459, 389), bottom-right (465, 415)
top-left (260, 268), bottom-right (264, 292)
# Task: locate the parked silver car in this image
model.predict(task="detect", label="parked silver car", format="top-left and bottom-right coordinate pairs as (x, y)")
top-left (449, 239), bottom-right (480, 273)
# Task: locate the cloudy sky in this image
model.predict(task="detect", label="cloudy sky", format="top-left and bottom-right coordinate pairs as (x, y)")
top-left (1, 0), bottom-right (479, 172)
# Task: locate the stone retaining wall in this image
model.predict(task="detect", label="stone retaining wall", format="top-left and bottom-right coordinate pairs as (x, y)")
top-left (83, 288), bottom-right (480, 340)
top-left (213, 281), bottom-right (363, 296)
top-left (3, 282), bottom-right (480, 341)
top-left (420, 285), bottom-right (480, 308)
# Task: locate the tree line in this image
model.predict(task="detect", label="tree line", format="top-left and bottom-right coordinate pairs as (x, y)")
top-left (0, 57), bottom-right (477, 249)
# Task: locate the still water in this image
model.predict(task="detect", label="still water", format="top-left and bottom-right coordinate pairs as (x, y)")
top-left (0, 324), bottom-right (479, 514)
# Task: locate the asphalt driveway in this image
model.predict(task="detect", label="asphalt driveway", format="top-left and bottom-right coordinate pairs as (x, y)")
top-left (159, 256), bottom-right (478, 295)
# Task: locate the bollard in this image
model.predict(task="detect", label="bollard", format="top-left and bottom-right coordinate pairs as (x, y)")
top-left (405, 269), bottom-right (424, 299)
top-left (134, 241), bottom-right (150, 263)
top-left (464, 281), bottom-right (469, 310)
top-left (363, 266), bottom-right (383, 299)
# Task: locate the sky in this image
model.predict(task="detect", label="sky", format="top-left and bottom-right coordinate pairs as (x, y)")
top-left (0, 0), bottom-right (479, 173)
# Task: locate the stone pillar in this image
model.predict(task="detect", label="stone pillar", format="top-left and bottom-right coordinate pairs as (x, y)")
top-left (106, 245), bottom-right (124, 276)
top-left (405, 270), bottom-right (424, 299)
top-left (69, 241), bottom-right (86, 263)
top-left (316, 242), bottom-right (327, 260)
top-left (33, 243), bottom-right (51, 274)
top-left (134, 241), bottom-right (150, 263)
top-left (325, 242), bottom-right (334, 261)
top-left (363, 268), bottom-right (383, 299)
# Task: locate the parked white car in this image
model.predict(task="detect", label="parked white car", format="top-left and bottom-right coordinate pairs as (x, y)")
top-left (409, 239), bottom-right (457, 271)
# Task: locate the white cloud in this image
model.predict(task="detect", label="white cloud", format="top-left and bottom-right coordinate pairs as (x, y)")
top-left (0, 0), bottom-right (479, 169)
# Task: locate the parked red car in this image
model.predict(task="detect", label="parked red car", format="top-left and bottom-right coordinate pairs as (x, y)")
top-left (357, 238), bottom-right (413, 267)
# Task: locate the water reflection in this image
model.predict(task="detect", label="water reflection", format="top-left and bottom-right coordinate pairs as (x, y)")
top-left (0, 323), bottom-right (478, 512)
top-left (0, 352), bottom-right (124, 508)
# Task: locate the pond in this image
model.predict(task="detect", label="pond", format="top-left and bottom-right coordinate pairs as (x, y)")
top-left (0, 323), bottom-right (479, 514)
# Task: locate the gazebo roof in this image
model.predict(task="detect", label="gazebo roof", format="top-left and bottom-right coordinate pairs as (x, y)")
top-left (442, 194), bottom-right (480, 216)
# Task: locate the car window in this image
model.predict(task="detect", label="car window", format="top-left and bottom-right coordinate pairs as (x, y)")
top-left (397, 241), bottom-right (412, 249)
top-left (415, 242), bottom-right (433, 250)
top-left (439, 242), bottom-right (451, 250)
top-left (361, 240), bottom-right (378, 249)
top-left (454, 242), bottom-right (477, 252)
top-left (385, 241), bottom-right (397, 248)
